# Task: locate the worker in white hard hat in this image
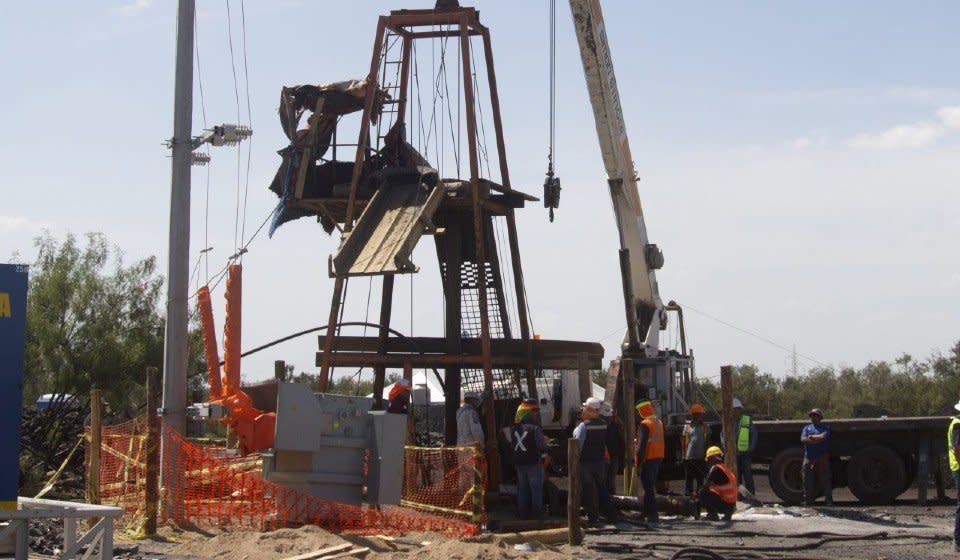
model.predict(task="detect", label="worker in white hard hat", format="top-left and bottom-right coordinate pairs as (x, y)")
top-left (456, 391), bottom-right (485, 494)
top-left (720, 397), bottom-right (758, 496)
top-left (456, 391), bottom-right (484, 446)
top-left (572, 397), bottom-right (615, 524)
top-left (949, 399), bottom-right (960, 551)
top-left (600, 402), bottom-right (625, 494)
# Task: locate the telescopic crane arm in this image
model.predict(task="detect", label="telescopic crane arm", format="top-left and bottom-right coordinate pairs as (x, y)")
top-left (568, 0), bottom-right (666, 357)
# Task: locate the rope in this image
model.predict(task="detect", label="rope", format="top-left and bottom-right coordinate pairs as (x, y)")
top-left (33, 435), bottom-right (84, 499)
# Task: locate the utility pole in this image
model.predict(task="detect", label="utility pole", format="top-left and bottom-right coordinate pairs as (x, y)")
top-left (161, 0), bottom-right (194, 521)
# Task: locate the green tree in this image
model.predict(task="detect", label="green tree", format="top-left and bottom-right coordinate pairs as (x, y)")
top-left (24, 233), bottom-right (165, 415)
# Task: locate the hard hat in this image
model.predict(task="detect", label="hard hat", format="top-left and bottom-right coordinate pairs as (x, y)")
top-left (808, 408), bottom-right (823, 417)
top-left (705, 445), bottom-right (723, 460)
top-left (732, 398), bottom-right (743, 409)
top-left (635, 400), bottom-right (656, 419)
top-left (397, 378), bottom-right (413, 390)
top-left (599, 402), bottom-right (613, 417)
top-left (583, 397), bottom-right (603, 410)
top-left (690, 403), bottom-right (705, 415)
top-left (954, 399), bottom-right (960, 413)
top-left (515, 399), bottom-right (540, 423)
top-left (464, 391), bottom-right (481, 401)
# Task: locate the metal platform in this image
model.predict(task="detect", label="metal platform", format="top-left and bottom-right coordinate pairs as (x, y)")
top-left (332, 167), bottom-right (444, 277)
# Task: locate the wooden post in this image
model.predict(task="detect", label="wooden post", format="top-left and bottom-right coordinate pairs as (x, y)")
top-left (720, 366), bottom-right (737, 475)
top-left (567, 438), bottom-right (582, 545)
top-left (274, 360), bottom-right (286, 382)
top-left (472, 446), bottom-right (484, 524)
top-left (577, 352), bottom-right (591, 403)
top-left (86, 389), bottom-right (102, 528)
top-left (935, 452), bottom-right (946, 501)
top-left (144, 367), bottom-right (159, 536)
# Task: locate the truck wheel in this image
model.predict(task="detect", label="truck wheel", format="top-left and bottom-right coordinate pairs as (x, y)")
top-left (847, 445), bottom-right (906, 505)
top-left (769, 448), bottom-right (805, 505)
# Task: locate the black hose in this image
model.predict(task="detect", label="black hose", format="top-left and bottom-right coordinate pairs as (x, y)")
top-left (191, 321), bottom-right (447, 391)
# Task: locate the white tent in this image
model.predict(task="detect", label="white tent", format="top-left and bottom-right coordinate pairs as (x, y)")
top-left (372, 371), bottom-right (605, 405)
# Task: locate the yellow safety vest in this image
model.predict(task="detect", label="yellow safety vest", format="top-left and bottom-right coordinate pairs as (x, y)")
top-left (948, 418), bottom-right (960, 472)
top-left (737, 415), bottom-right (752, 453)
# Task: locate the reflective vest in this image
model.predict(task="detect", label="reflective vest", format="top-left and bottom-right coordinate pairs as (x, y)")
top-left (580, 419), bottom-right (607, 462)
top-left (708, 462), bottom-right (738, 505)
top-left (737, 414), bottom-right (752, 453)
top-left (641, 417), bottom-right (665, 461)
top-left (949, 418), bottom-right (960, 472)
top-left (511, 423), bottom-right (541, 466)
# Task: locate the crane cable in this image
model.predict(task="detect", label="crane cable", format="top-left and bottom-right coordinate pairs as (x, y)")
top-left (543, 0), bottom-right (561, 221)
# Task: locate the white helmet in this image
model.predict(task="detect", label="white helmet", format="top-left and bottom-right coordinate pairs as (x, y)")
top-left (583, 397), bottom-right (603, 410)
top-left (397, 378), bottom-right (413, 389)
top-left (732, 398), bottom-right (743, 409)
top-left (464, 391), bottom-right (481, 401)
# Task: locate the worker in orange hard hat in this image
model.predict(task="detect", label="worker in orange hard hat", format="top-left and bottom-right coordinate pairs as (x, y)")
top-left (387, 378), bottom-right (412, 414)
top-left (701, 446), bottom-right (737, 521)
top-left (635, 399), bottom-right (664, 524)
top-left (682, 403), bottom-right (708, 497)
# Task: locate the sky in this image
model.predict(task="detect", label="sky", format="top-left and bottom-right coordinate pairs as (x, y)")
top-left (1, 1), bottom-right (958, 390)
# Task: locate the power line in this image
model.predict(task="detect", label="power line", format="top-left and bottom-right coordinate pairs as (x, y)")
top-left (676, 301), bottom-right (830, 368)
top-left (224, 0), bottom-right (243, 253)
top-left (238, 0), bottom-right (254, 255)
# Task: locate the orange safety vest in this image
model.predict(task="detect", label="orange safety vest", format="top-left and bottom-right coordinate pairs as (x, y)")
top-left (708, 462), bottom-right (738, 505)
top-left (640, 417), bottom-right (665, 461)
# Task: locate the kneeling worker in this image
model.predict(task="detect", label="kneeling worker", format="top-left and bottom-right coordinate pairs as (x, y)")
top-left (700, 445), bottom-right (737, 521)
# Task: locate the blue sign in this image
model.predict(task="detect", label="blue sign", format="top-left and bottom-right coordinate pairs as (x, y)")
top-left (0, 263), bottom-right (28, 508)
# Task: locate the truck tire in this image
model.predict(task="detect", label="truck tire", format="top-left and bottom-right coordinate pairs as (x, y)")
top-left (769, 448), bottom-right (805, 505)
top-left (847, 445), bottom-right (906, 505)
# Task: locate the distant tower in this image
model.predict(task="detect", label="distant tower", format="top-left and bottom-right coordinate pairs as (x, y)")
top-left (791, 344), bottom-right (799, 377)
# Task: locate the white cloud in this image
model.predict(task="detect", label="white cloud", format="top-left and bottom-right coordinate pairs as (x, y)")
top-left (790, 136), bottom-right (827, 150)
top-left (848, 104), bottom-right (960, 150)
top-left (0, 216), bottom-right (49, 235)
top-left (938, 106), bottom-right (960, 130)
top-left (848, 121), bottom-right (944, 150)
top-left (117, 0), bottom-right (153, 17)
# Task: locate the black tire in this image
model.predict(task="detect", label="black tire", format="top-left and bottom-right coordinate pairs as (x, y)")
top-left (769, 448), bottom-right (805, 505)
top-left (847, 445), bottom-right (906, 505)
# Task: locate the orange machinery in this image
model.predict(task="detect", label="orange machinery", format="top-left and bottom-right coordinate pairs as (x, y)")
top-left (197, 265), bottom-right (275, 454)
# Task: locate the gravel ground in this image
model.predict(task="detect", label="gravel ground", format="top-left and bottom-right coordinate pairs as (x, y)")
top-left (114, 474), bottom-right (957, 560)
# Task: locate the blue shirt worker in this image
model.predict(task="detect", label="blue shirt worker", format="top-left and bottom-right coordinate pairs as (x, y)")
top-left (511, 399), bottom-right (548, 520)
top-left (721, 398), bottom-right (758, 496)
top-left (800, 408), bottom-right (832, 506)
top-left (948, 400), bottom-right (960, 551)
top-left (573, 397), bottom-right (615, 525)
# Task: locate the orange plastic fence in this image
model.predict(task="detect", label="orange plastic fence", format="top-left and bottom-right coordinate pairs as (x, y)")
top-left (92, 415), bottom-right (156, 531)
top-left (95, 417), bottom-right (482, 538)
top-left (162, 428), bottom-right (480, 536)
top-left (401, 446), bottom-right (486, 523)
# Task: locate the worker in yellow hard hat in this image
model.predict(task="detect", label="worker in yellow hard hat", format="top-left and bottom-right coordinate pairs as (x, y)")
top-left (511, 399), bottom-right (547, 520)
top-left (682, 403), bottom-right (708, 497)
top-left (635, 399), bottom-right (664, 524)
top-left (701, 446), bottom-right (737, 521)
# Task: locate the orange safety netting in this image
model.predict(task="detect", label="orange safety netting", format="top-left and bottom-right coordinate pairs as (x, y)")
top-left (161, 427), bottom-right (480, 536)
top-left (401, 446), bottom-right (486, 523)
top-left (92, 415), bottom-right (157, 531)
top-left (94, 416), bottom-right (482, 537)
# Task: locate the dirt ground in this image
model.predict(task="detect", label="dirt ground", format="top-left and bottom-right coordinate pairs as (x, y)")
top-left (120, 475), bottom-right (958, 560)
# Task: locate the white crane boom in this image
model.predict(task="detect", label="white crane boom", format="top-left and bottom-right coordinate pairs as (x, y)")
top-left (568, 0), bottom-right (665, 356)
